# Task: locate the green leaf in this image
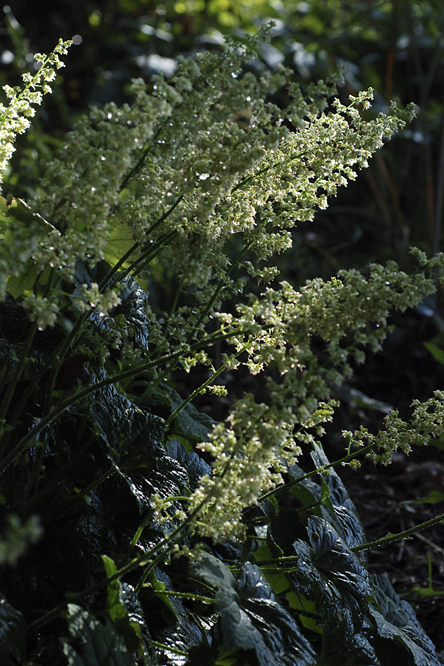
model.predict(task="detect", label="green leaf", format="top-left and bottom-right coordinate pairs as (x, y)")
top-left (148, 567), bottom-right (178, 618)
top-left (0, 595), bottom-right (25, 666)
top-left (74, 260), bottom-right (151, 349)
top-left (62, 604), bottom-right (136, 666)
top-left (411, 490), bottom-right (444, 505)
top-left (311, 443), bottom-right (366, 550)
top-left (369, 575), bottom-right (442, 666)
top-left (161, 385), bottom-right (217, 443)
top-left (292, 517), bottom-right (375, 664)
top-left (103, 215), bottom-right (137, 270)
top-left (7, 262), bottom-right (52, 299)
top-left (285, 592), bottom-right (321, 634)
top-left (102, 555), bottom-right (127, 622)
top-left (166, 439), bottom-right (212, 490)
top-left (424, 341), bottom-right (444, 366)
top-left (192, 552), bottom-right (316, 666)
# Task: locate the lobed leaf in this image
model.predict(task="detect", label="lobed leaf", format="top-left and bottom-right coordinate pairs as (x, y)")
top-left (192, 552), bottom-right (316, 666)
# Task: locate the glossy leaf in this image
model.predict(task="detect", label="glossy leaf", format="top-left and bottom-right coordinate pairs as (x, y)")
top-left (155, 385), bottom-right (216, 443)
top-left (62, 604), bottom-right (136, 666)
top-left (292, 516), bottom-right (374, 663)
top-left (369, 575), bottom-right (442, 666)
top-left (310, 443), bottom-right (366, 550)
top-left (192, 552), bottom-right (316, 666)
top-left (166, 438), bottom-right (212, 490)
top-left (74, 260), bottom-right (150, 349)
top-left (0, 595), bottom-right (25, 666)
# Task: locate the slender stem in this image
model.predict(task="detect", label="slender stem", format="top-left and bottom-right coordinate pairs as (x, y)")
top-left (258, 443), bottom-right (375, 502)
top-left (6, 311), bottom-right (89, 433)
top-left (98, 194), bottom-right (183, 292)
top-left (160, 274), bottom-right (184, 347)
top-left (151, 590), bottom-right (215, 604)
top-left (0, 320), bottom-right (38, 444)
top-left (98, 241), bottom-right (141, 291)
top-left (254, 555), bottom-right (299, 566)
top-left (128, 230), bottom-right (179, 279)
top-left (26, 493), bottom-right (212, 635)
top-left (151, 642), bottom-right (188, 657)
top-left (232, 148), bottom-right (311, 193)
top-left (351, 511), bottom-right (444, 553)
top-left (186, 240), bottom-right (253, 345)
top-left (0, 326), bottom-right (244, 476)
top-left (165, 360), bottom-right (230, 426)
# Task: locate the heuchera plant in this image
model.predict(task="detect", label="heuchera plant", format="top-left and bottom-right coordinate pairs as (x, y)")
top-left (0, 30), bottom-right (443, 666)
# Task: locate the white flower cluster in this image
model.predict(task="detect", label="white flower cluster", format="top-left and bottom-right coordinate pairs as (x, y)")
top-left (3, 31), bottom-right (442, 550)
top-left (343, 390), bottom-right (444, 465)
top-left (0, 39), bottom-right (71, 186)
top-left (0, 29), bottom-right (413, 328)
top-left (178, 251), bottom-right (443, 544)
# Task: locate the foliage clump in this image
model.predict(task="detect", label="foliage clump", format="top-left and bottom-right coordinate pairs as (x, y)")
top-left (0, 30), bottom-right (443, 666)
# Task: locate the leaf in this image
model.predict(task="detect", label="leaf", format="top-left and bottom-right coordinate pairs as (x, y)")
top-left (151, 568), bottom-right (210, 663)
top-left (287, 462), bottom-right (323, 511)
top-left (62, 604), bottom-right (136, 666)
top-left (424, 341), bottom-right (444, 367)
top-left (103, 215), bottom-right (138, 271)
top-left (73, 260), bottom-right (151, 350)
top-left (292, 517), bottom-right (375, 664)
top-left (102, 555), bottom-right (127, 622)
top-left (89, 367), bottom-right (164, 456)
top-left (411, 490), bottom-right (444, 505)
top-left (166, 438), bottom-right (212, 490)
top-left (0, 594), bottom-right (25, 666)
top-left (153, 385), bottom-right (216, 443)
top-left (192, 552), bottom-right (316, 666)
top-left (369, 575), bottom-right (442, 666)
top-left (310, 443), bottom-right (366, 550)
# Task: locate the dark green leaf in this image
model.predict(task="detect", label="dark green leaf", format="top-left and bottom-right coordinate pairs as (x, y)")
top-left (0, 594), bottom-right (25, 666)
top-left (152, 568), bottom-right (209, 663)
top-left (74, 260), bottom-right (150, 349)
top-left (192, 552), bottom-right (316, 666)
top-left (155, 385), bottom-right (216, 443)
top-left (369, 575), bottom-right (442, 666)
top-left (62, 604), bottom-right (136, 666)
top-left (310, 443), bottom-right (366, 550)
top-left (166, 438), bottom-right (212, 490)
top-left (89, 367), bottom-right (164, 457)
top-left (292, 517), bottom-right (374, 663)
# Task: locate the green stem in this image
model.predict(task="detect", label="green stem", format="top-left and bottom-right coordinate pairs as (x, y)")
top-left (0, 320), bottom-right (38, 445)
top-left (253, 555), bottom-right (299, 566)
top-left (159, 274), bottom-right (184, 348)
top-left (151, 590), bottom-right (215, 604)
top-left (26, 492), bottom-right (212, 635)
top-left (6, 311), bottom-right (89, 435)
top-left (232, 148), bottom-right (311, 193)
top-left (165, 358), bottom-right (233, 426)
top-left (0, 324), bottom-right (242, 475)
top-left (98, 194), bottom-right (183, 292)
top-left (258, 443), bottom-right (375, 501)
top-left (151, 642), bottom-right (188, 657)
top-left (186, 240), bottom-right (253, 345)
top-left (351, 511), bottom-right (444, 552)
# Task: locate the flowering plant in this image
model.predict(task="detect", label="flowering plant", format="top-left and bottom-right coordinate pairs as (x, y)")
top-left (0, 31), bottom-right (443, 665)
